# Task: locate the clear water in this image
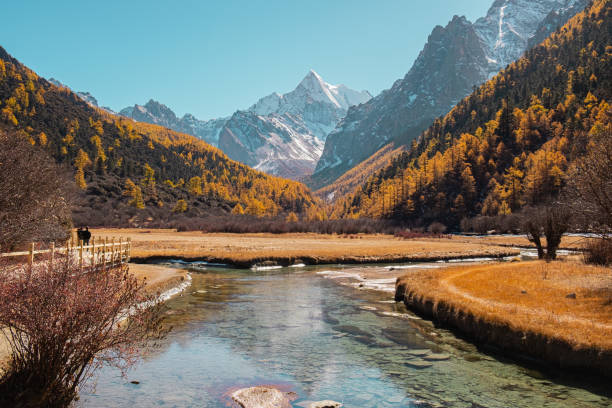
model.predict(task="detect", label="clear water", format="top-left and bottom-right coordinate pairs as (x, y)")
top-left (81, 264), bottom-right (611, 408)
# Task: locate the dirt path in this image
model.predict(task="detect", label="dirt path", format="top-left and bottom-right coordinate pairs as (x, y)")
top-left (440, 267), bottom-right (612, 331)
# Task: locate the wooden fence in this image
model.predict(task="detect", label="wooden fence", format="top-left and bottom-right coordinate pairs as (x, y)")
top-left (0, 237), bottom-right (131, 270)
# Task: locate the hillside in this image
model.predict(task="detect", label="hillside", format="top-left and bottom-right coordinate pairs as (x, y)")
top-left (314, 143), bottom-right (407, 203)
top-left (332, 0), bottom-right (611, 228)
top-left (0, 47), bottom-right (318, 225)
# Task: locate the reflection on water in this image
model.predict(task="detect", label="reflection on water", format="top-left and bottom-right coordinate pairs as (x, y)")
top-left (81, 265), bottom-right (611, 408)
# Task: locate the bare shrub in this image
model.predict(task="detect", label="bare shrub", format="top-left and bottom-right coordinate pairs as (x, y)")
top-left (0, 131), bottom-right (73, 251)
top-left (584, 238), bottom-right (612, 266)
top-left (395, 230), bottom-right (451, 240)
top-left (427, 222), bottom-right (447, 235)
top-left (565, 126), bottom-right (612, 235)
top-left (0, 258), bottom-right (165, 407)
top-left (460, 214), bottom-right (521, 234)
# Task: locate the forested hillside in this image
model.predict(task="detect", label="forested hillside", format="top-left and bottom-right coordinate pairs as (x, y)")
top-left (332, 0), bottom-right (611, 228)
top-left (0, 47), bottom-right (318, 225)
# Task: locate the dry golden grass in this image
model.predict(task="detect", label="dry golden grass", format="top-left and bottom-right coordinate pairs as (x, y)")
top-left (453, 235), bottom-right (589, 249)
top-left (91, 229), bottom-right (519, 265)
top-left (397, 261), bottom-right (612, 350)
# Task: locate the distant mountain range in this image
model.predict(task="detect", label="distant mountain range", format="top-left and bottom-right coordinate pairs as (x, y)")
top-left (45, 0), bottom-right (588, 189)
top-left (119, 71), bottom-right (371, 179)
top-left (310, 0), bottom-right (589, 189)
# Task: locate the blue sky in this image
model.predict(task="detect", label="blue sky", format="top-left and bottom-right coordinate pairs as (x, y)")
top-left (1, 0), bottom-right (492, 119)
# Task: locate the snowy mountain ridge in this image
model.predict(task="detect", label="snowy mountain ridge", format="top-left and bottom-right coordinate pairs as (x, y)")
top-left (247, 70), bottom-right (371, 140)
top-left (119, 71), bottom-right (370, 180)
top-left (47, 78), bottom-right (115, 113)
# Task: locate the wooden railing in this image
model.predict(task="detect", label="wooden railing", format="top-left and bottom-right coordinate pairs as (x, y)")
top-left (1, 237), bottom-right (131, 270)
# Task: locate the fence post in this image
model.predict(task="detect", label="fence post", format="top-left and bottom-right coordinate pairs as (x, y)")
top-left (50, 242), bottom-right (55, 266)
top-left (91, 237), bottom-right (96, 267)
top-left (127, 238), bottom-right (131, 262)
top-left (120, 238), bottom-right (124, 264)
top-left (79, 240), bottom-right (83, 271)
top-left (111, 237), bottom-right (115, 266)
top-left (29, 242), bottom-right (35, 269)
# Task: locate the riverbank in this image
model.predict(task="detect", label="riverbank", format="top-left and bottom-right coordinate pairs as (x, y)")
top-left (91, 229), bottom-right (520, 267)
top-left (394, 260), bottom-right (612, 377)
top-left (129, 263), bottom-right (190, 296)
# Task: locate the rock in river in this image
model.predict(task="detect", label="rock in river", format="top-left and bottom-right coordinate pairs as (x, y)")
top-left (303, 401), bottom-right (343, 408)
top-left (332, 325), bottom-right (373, 338)
top-left (231, 386), bottom-right (293, 408)
top-left (423, 353), bottom-right (451, 361)
top-left (405, 359), bottom-right (433, 369)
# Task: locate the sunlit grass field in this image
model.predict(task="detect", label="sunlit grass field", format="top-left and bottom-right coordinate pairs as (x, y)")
top-left (397, 260), bottom-right (612, 350)
top-left (91, 228), bottom-right (521, 265)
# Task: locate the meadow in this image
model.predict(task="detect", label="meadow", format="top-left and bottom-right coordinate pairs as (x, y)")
top-left (91, 228), bottom-right (522, 267)
top-left (396, 260), bottom-right (612, 354)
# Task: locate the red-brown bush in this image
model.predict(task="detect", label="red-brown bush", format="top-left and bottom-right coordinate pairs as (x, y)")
top-left (0, 257), bottom-right (165, 407)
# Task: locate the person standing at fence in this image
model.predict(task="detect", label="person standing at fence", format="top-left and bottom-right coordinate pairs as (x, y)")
top-left (83, 227), bottom-right (91, 246)
top-left (77, 227), bottom-right (85, 244)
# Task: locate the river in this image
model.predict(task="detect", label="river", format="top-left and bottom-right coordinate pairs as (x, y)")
top-left (81, 262), bottom-right (611, 407)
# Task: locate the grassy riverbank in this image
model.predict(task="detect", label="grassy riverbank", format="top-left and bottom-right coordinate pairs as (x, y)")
top-left (395, 261), bottom-right (612, 376)
top-left (91, 228), bottom-right (521, 267)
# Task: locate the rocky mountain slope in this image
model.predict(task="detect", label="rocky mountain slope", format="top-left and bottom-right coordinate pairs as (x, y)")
top-left (311, 0), bottom-right (588, 189)
top-left (122, 71), bottom-right (370, 179)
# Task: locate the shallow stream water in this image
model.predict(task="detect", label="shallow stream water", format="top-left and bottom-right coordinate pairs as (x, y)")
top-left (81, 263), bottom-right (611, 408)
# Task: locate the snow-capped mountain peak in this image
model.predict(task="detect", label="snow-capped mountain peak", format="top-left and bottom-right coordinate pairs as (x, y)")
top-left (217, 70), bottom-right (372, 179)
top-left (249, 70), bottom-right (371, 117)
top-left (296, 69), bottom-right (344, 109)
